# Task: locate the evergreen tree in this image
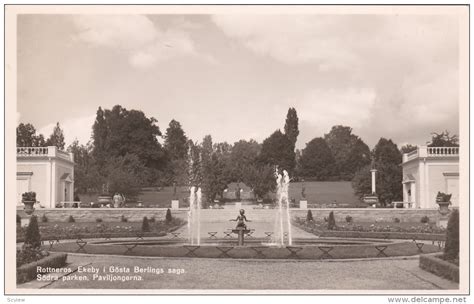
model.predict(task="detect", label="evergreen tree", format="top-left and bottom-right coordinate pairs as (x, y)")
top-left (284, 107), bottom-right (299, 149)
top-left (24, 215), bottom-right (41, 248)
top-left (164, 119), bottom-right (188, 160)
top-left (444, 209), bottom-right (459, 261)
top-left (45, 122), bottom-right (66, 150)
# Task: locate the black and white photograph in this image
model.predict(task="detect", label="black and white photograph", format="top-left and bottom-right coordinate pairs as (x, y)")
top-left (4, 4), bottom-right (470, 297)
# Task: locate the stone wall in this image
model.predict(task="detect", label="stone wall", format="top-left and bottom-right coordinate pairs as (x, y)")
top-left (17, 208), bottom-right (188, 223)
top-left (291, 208), bottom-right (440, 223)
top-left (17, 207), bottom-right (441, 224)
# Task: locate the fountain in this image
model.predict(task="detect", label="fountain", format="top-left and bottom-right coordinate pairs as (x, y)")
top-left (274, 168), bottom-right (292, 246)
top-left (187, 186), bottom-right (202, 245)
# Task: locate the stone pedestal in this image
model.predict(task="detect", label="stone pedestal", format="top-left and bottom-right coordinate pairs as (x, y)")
top-left (299, 200), bottom-right (307, 209)
top-left (232, 227), bottom-right (250, 246)
top-left (171, 200), bottom-right (179, 209)
top-left (437, 216), bottom-right (449, 228)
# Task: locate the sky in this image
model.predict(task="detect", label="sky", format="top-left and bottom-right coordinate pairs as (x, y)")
top-left (17, 13), bottom-right (460, 150)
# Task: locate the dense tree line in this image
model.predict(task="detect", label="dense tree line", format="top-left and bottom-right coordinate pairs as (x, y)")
top-left (17, 104), bottom-right (458, 206)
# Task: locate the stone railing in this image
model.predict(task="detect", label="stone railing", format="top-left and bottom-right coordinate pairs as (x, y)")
top-left (403, 146), bottom-right (459, 163)
top-left (427, 146), bottom-right (459, 156)
top-left (17, 146), bottom-right (74, 162)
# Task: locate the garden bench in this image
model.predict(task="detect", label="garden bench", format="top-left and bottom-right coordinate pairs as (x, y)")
top-left (124, 243), bottom-right (138, 254)
top-left (170, 232), bottom-right (181, 239)
top-left (75, 239), bottom-right (87, 253)
top-left (208, 232), bottom-right (218, 239)
top-left (318, 246), bottom-right (334, 259)
top-left (245, 229), bottom-right (255, 238)
top-left (414, 241), bottom-right (424, 253)
top-left (48, 240), bottom-right (55, 249)
top-left (264, 232), bottom-right (274, 239)
top-left (286, 246), bottom-right (303, 259)
top-left (135, 232), bottom-right (144, 240)
top-left (216, 246), bottom-right (233, 258)
top-left (375, 245), bottom-right (388, 257)
top-left (223, 230), bottom-right (233, 239)
top-left (250, 246), bottom-right (267, 258)
top-left (183, 245), bottom-right (200, 257)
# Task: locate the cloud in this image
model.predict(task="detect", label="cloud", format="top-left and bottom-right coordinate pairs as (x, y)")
top-left (212, 14), bottom-right (459, 147)
top-left (72, 15), bottom-right (200, 68)
top-left (39, 115), bottom-right (96, 147)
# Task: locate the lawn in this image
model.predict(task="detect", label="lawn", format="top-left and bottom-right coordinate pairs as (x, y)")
top-left (78, 181), bottom-right (361, 208)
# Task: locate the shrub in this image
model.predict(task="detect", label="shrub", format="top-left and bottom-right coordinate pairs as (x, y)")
top-left (120, 215), bottom-right (128, 223)
top-left (17, 253), bottom-right (67, 284)
top-left (17, 214), bottom-right (21, 225)
top-left (149, 216), bottom-right (156, 223)
top-left (327, 211), bottom-right (336, 230)
top-left (24, 216), bottom-right (41, 248)
top-left (67, 215), bottom-right (75, 223)
top-left (306, 210), bottom-right (314, 222)
top-left (345, 215), bottom-right (353, 223)
top-left (393, 217), bottom-right (401, 223)
top-left (421, 216), bottom-right (430, 224)
top-left (165, 209), bottom-right (172, 223)
top-left (142, 216), bottom-right (150, 232)
top-left (40, 214), bottom-right (48, 223)
top-left (444, 209), bottom-right (459, 261)
top-left (96, 218), bottom-right (103, 223)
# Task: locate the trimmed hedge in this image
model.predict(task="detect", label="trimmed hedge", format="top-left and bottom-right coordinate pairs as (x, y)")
top-left (17, 252), bottom-right (68, 284)
top-left (17, 231), bottom-right (168, 243)
top-left (419, 253), bottom-right (459, 283)
top-left (319, 230), bottom-right (445, 241)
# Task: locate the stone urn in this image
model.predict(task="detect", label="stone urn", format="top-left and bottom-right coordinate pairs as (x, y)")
top-left (436, 191), bottom-right (452, 216)
top-left (21, 192), bottom-right (36, 215)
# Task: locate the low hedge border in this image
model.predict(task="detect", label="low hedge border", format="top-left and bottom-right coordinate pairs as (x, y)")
top-left (320, 230), bottom-right (446, 241)
top-left (419, 253), bottom-right (459, 283)
top-left (17, 231), bottom-right (168, 243)
top-left (17, 252), bottom-right (68, 284)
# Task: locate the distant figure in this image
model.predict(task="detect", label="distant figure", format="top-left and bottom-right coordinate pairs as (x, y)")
top-left (235, 183), bottom-right (241, 201)
top-left (113, 193), bottom-right (121, 208)
top-left (301, 181), bottom-right (306, 199)
top-left (230, 209), bottom-right (251, 230)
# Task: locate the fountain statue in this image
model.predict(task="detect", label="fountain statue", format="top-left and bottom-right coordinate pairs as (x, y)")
top-left (230, 209), bottom-right (251, 246)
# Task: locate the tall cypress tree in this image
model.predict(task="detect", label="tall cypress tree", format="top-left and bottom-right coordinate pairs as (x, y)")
top-left (284, 107), bottom-right (299, 149)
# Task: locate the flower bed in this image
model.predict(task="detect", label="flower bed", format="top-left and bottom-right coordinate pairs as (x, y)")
top-left (294, 217), bottom-right (446, 241)
top-left (419, 253), bottom-right (459, 283)
top-left (17, 218), bottom-right (185, 243)
top-left (17, 252), bottom-right (68, 284)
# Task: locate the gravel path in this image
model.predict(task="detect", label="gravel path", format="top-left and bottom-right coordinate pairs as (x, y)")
top-left (33, 254), bottom-right (458, 291)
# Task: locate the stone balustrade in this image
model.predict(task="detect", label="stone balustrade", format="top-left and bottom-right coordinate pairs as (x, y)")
top-left (17, 146), bottom-right (74, 162)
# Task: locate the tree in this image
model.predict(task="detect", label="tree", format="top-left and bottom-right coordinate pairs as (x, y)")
top-left (16, 123), bottom-right (45, 147)
top-left (444, 209), bottom-right (459, 261)
top-left (428, 131), bottom-right (459, 147)
top-left (103, 154), bottom-right (149, 198)
top-left (24, 216), bottom-right (41, 248)
top-left (200, 136), bottom-right (232, 206)
top-left (324, 125), bottom-right (370, 180)
top-left (284, 107), bottom-right (299, 149)
top-left (299, 137), bottom-right (336, 180)
top-left (401, 144), bottom-right (418, 154)
top-left (45, 122), bottom-right (65, 150)
top-left (164, 119), bottom-right (188, 160)
top-left (91, 105), bottom-right (165, 184)
top-left (243, 163), bottom-right (276, 200)
top-left (259, 130), bottom-right (296, 173)
top-left (230, 140), bottom-right (261, 181)
top-left (351, 138), bottom-right (403, 206)
top-left (67, 139), bottom-right (102, 194)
